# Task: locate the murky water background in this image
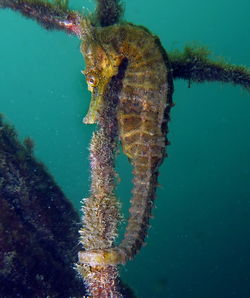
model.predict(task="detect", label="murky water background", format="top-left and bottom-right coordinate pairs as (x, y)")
top-left (1, 0), bottom-right (250, 297)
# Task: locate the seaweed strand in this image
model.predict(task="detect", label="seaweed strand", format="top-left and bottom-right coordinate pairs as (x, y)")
top-left (95, 0), bottom-right (123, 26)
top-left (0, 0), bottom-right (81, 34)
top-left (169, 46), bottom-right (250, 90)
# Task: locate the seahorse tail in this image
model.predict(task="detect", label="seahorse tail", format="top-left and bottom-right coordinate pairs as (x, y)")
top-left (78, 167), bottom-right (159, 266)
top-left (120, 168), bottom-right (159, 257)
top-left (78, 247), bottom-right (127, 266)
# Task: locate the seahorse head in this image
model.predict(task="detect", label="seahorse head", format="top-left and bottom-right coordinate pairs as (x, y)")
top-left (80, 26), bottom-right (123, 124)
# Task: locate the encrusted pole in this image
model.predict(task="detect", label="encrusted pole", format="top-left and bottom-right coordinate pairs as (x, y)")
top-left (77, 76), bottom-right (123, 297)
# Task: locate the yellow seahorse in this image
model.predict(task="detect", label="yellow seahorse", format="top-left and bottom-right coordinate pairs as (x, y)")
top-left (78, 21), bottom-right (174, 266)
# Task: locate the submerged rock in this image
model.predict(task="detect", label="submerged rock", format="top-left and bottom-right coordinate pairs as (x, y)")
top-left (0, 115), bottom-right (84, 297)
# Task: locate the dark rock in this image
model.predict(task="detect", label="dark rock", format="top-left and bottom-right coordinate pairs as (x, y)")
top-left (0, 115), bottom-right (85, 297)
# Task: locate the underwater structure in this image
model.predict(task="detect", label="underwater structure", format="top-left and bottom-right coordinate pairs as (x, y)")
top-left (0, 115), bottom-right (84, 297)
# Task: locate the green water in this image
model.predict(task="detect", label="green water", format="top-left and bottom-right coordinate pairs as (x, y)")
top-left (1, 0), bottom-right (250, 297)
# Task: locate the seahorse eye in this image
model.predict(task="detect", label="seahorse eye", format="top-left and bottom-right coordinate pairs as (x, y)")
top-left (87, 74), bottom-right (99, 87)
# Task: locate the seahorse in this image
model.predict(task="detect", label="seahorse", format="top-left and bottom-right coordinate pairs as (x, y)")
top-left (78, 22), bottom-right (174, 265)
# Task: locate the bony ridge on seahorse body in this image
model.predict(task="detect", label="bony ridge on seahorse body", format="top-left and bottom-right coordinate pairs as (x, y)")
top-left (78, 20), bottom-right (174, 266)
